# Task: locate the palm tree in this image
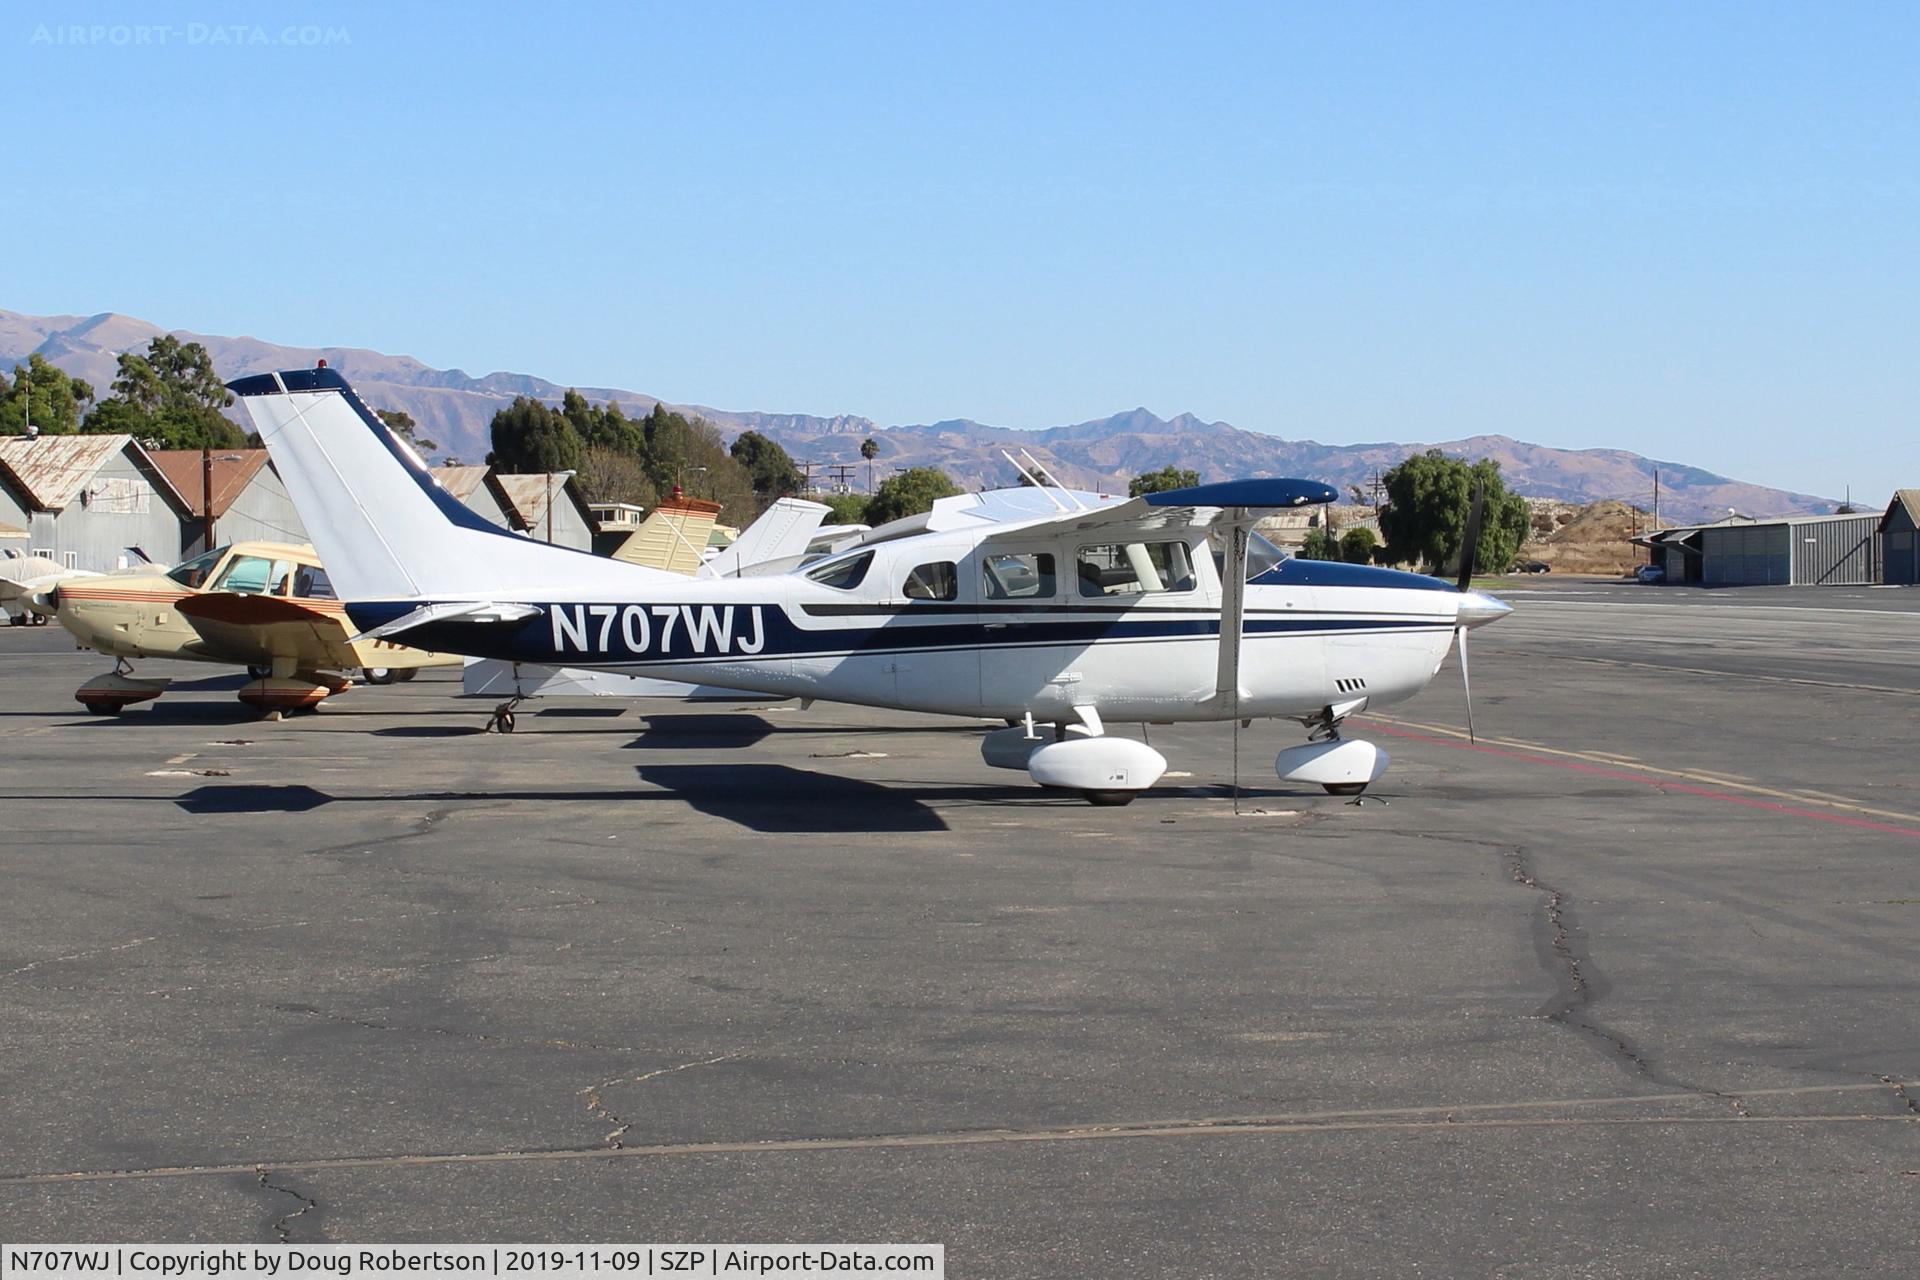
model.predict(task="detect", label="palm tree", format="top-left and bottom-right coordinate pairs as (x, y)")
top-left (860, 437), bottom-right (879, 492)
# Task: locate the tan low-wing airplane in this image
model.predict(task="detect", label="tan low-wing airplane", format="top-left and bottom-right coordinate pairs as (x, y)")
top-left (50, 540), bottom-right (455, 715)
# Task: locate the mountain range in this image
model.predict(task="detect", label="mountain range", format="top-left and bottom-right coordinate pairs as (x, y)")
top-left (1, 308), bottom-right (1839, 523)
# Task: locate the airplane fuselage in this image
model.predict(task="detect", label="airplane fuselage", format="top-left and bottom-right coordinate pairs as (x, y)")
top-left (346, 538), bottom-right (1465, 723)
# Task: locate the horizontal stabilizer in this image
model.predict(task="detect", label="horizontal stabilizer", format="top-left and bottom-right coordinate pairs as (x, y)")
top-left (350, 599), bottom-right (543, 643)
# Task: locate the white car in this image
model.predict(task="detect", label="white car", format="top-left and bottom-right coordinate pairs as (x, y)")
top-left (1635, 564), bottom-right (1666, 584)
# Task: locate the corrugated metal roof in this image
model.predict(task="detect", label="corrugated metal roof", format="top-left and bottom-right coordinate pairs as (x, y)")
top-left (0, 434), bottom-right (143, 511)
top-left (430, 465), bottom-right (492, 502)
top-left (492, 472), bottom-right (582, 531)
top-left (146, 449), bottom-right (270, 519)
top-left (1882, 489), bottom-right (1920, 533)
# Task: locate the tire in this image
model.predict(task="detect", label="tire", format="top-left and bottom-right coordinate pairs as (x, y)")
top-left (363, 667), bottom-right (395, 685)
top-left (84, 703), bottom-right (121, 716)
top-left (246, 665), bottom-right (272, 680)
top-left (1082, 789), bottom-right (1137, 807)
top-left (396, 669), bottom-right (419, 682)
top-left (497, 711), bottom-right (515, 733)
top-left (1324, 783), bottom-right (1368, 796)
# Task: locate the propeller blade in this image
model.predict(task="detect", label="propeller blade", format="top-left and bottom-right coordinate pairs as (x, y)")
top-left (1456, 479), bottom-right (1487, 592)
top-left (1457, 624), bottom-right (1475, 744)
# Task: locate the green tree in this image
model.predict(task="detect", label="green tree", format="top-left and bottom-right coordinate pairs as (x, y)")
top-left (486, 396), bottom-right (582, 473)
top-left (1129, 465), bottom-right (1200, 497)
top-left (1339, 526), bottom-right (1378, 564)
top-left (1299, 526), bottom-right (1338, 561)
top-left (860, 437), bottom-right (879, 491)
top-left (821, 493), bottom-right (870, 525)
top-left (0, 355), bottom-right (95, 435)
top-left (1378, 450), bottom-right (1529, 575)
top-left (730, 430), bottom-right (802, 500)
top-left (377, 408), bottom-right (439, 455)
top-left (866, 467), bottom-right (962, 525)
top-left (83, 335), bottom-right (244, 448)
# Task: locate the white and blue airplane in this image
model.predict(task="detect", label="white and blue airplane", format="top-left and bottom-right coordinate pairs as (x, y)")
top-left (229, 367), bottom-right (1511, 805)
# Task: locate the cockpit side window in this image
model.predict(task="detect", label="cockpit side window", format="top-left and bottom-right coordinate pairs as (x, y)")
top-left (1077, 541), bottom-right (1197, 597)
top-left (982, 552), bottom-right (1055, 600)
top-left (212, 555), bottom-right (298, 595)
top-left (291, 565), bottom-right (336, 599)
top-left (804, 550), bottom-right (874, 591)
top-left (902, 561), bottom-right (958, 602)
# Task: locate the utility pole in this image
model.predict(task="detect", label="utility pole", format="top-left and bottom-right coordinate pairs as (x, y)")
top-left (202, 447), bottom-right (216, 551)
top-left (1652, 468), bottom-right (1660, 532)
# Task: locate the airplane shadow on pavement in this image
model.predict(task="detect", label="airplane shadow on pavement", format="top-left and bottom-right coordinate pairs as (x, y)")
top-left (154, 765), bottom-right (1061, 832)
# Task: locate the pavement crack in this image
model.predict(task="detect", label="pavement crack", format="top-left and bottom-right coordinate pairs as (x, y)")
top-left (1506, 847), bottom-right (1750, 1114)
top-left (580, 1053), bottom-right (742, 1149)
top-left (1875, 1074), bottom-right (1920, 1117)
top-left (255, 1166), bottom-right (317, 1242)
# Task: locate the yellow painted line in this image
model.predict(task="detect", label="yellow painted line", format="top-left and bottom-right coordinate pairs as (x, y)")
top-left (1366, 714), bottom-right (1920, 828)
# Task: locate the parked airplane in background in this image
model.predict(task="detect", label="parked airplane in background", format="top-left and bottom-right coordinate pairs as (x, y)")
top-left (2, 549), bottom-right (84, 625)
top-left (233, 367), bottom-right (1511, 804)
top-left (48, 539), bottom-right (455, 714)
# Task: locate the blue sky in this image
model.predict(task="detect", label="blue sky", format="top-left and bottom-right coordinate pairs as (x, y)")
top-left (11, 2), bottom-right (1917, 502)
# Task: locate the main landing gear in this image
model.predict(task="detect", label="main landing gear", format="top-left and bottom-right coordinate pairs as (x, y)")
top-left (1275, 701), bottom-right (1390, 801)
top-left (981, 710), bottom-right (1167, 806)
top-left (980, 701), bottom-right (1395, 806)
top-left (74, 658), bottom-right (170, 715)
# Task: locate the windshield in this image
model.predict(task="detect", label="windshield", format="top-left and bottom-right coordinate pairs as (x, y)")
top-left (166, 548), bottom-right (226, 589)
top-left (1211, 531), bottom-right (1289, 580)
top-left (804, 550), bottom-right (874, 591)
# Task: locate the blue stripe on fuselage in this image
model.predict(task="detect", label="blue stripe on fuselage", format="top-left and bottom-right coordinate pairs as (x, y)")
top-left (346, 599), bottom-right (1448, 667)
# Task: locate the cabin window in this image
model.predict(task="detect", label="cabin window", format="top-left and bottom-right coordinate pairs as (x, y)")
top-left (63, 552), bottom-right (77, 569)
top-left (214, 555), bottom-right (298, 595)
top-left (1077, 541), bottom-right (1197, 597)
top-left (166, 548), bottom-right (225, 589)
top-left (982, 552), bottom-right (1055, 600)
top-left (292, 565), bottom-right (336, 599)
top-left (903, 561), bottom-right (958, 602)
top-left (804, 549), bottom-right (874, 591)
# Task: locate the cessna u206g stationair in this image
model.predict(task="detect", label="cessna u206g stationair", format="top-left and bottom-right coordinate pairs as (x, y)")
top-left (231, 367), bottom-right (1511, 805)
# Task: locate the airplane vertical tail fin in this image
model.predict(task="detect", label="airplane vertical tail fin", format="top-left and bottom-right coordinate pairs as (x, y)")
top-left (705, 497), bottom-right (830, 577)
top-left (229, 368), bottom-right (674, 601)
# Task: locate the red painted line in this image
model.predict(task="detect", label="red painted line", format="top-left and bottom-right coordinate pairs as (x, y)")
top-left (1361, 720), bottom-right (1920, 841)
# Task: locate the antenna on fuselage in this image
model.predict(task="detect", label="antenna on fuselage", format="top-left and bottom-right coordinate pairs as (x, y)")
top-left (1001, 450), bottom-right (1069, 512)
top-left (1019, 449), bottom-right (1087, 510)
